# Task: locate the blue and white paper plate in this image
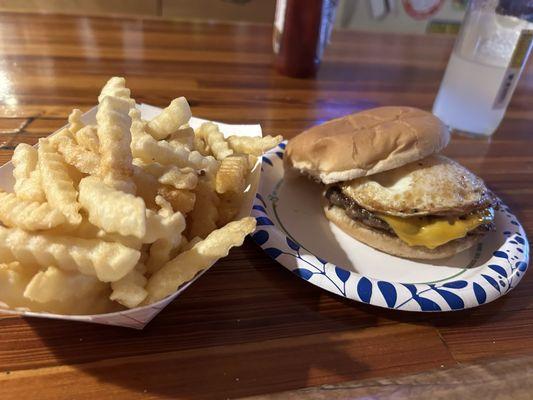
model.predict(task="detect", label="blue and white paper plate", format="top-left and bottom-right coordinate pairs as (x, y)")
top-left (251, 142), bottom-right (530, 312)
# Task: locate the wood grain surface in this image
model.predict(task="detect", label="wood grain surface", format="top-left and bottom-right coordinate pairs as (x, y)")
top-left (0, 11), bottom-right (532, 400)
top-left (242, 355), bottom-right (533, 400)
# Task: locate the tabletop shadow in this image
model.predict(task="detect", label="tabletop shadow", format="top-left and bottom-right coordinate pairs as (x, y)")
top-left (25, 246), bottom-right (370, 399)
top-left (247, 237), bottom-right (533, 336)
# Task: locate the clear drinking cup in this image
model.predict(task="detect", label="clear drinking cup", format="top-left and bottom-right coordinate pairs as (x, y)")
top-left (433, 0), bottom-right (533, 137)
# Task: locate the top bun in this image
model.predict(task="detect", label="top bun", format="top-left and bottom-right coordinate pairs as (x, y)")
top-left (285, 106), bottom-right (450, 184)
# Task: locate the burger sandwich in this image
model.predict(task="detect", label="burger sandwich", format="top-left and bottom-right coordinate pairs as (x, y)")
top-left (285, 106), bottom-right (495, 259)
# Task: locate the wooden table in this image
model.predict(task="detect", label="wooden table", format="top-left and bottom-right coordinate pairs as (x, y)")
top-left (0, 12), bottom-right (532, 400)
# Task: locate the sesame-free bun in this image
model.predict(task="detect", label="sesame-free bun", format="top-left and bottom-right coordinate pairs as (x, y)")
top-left (324, 204), bottom-right (481, 260)
top-left (285, 106), bottom-right (450, 184)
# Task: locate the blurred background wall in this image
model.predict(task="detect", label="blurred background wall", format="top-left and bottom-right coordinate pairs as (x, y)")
top-left (0, 0), bottom-right (467, 34)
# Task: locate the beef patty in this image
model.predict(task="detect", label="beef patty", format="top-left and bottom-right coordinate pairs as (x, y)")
top-left (324, 186), bottom-right (495, 236)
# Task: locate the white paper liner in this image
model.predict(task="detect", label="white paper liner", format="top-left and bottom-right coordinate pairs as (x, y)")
top-left (0, 103), bottom-right (262, 329)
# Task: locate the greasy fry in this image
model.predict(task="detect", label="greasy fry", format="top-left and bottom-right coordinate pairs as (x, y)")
top-left (137, 159), bottom-right (198, 190)
top-left (79, 176), bottom-right (146, 238)
top-left (110, 266), bottom-right (147, 308)
top-left (186, 179), bottom-right (220, 239)
top-left (12, 144), bottom-right (46, 203)
top-left (75, 124), bottom-right (100, 153)
top-left (215, 155), bottom-right (249, 194)
top-left (68, 109), bottom-right (84, 134)
top-left (131, 109), bottom-right (219, 175)
top-left (146, 97), bottom-right (191, 140)
top-left (24, 266), bottom-right (108, 304)
top-left (157, 186), bottom-right (196, 215)
top-left (145, 197), bottom-right (185, 273)
top-left (38, 138), bottom-right (82, 225)
top-left (0, 192), bottom-right (66, 230)
top-left (0, 226), bottom-right (140, 282)
top-left (168, 126), bottom-right (195, 150)
top-left (96, 95), bottom-right (136, 193)
top-left (217, 191), bottom-right (243, 227)
top-left (197, 122), bottom-right (233, 160)
top-left (52, 128), bottom-right (100, 174)
top-left (144, 217), bottom-right (256, 304)
top-left (98, 76), bottom-right (133, 103)
top-left (132, 165), bottom-right (159, 209)
top-left (144, 200), bottom-right (186, 244)
top-left (227, 135), bottom-right (283, 156)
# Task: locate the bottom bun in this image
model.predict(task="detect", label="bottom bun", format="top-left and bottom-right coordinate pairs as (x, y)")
top-left (324, 205), bottom-right (482, 260)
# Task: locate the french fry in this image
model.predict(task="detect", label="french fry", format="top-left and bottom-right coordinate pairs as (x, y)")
top-left (146, 239), bottom-right (174, 274)
top-left (0, 262), bottom-right (40, 309)
top-left (145, 197), bottom-right (185, 273)
top-left (227, 135), bottom-right (283, 156)
top-left (0, 192), bottom-right (66, 230)
top-left (131, 109), bottom-right (219, 176)
top-left (186, 179), bottom-right (220, 239)
top-left (79, 176), bottom-right (146, 238)
top-left (139, 244), bottom-right (151, 265)
top-left (0, 262), bottom-right (115, 314)
top-left (132, 165), bottom-right (159, 209)
top-left (193, 134), bottom-right (209, 156)
top-left (144, 217), bottom-right (256, 304)
top-left (0, 226), bottom-right (140, 282)
top-left (144, 200), bottom-right (186, 244)
top-left (75, 124), bottom-right (100, 153)
top-left (47, 217), bottom-right (142, 250)
top-left (110, 266), bottom-right (147, 308)
top-left (97, 230), bottom-right (143, 250)
top-left (146, 97), bottom-right (191, 140)
top-left (215, 155), bottom-right (249, 194)
top-left (159, 167), bottom-right (198, 190)
top-left (179, 236), bottom-right (201, 253)
top-left (68, 109), bottom-right (84, 134)
top-left (13, 143), bottom-right (37, 180)
top-left (168, 126), bottom-right (194, 150)
top-left (157, 186), bottom-right (196, 214)
top-left (24, 266), bottom-right (108, 304)
top-left (197, 122), bottom-right (233, 160)
top-left (45, 216), bottom-right (100, 238)
top-left (98, 76), bottom-right (133, 103)
top-left (188, 150), bottom-right (220, 179)
top-left (52, 128), bottom-right (100, 175)
top-left (12, 143), bottom-right (46, 203)
top-left (131, 109), bottom-right (187, 164)
top-left (136, 159), bottom-right (198, 190)
top-left (38, 138), bottom-right (82, 225)
top-left (96, 95), bottom-right (136, 194)
top-left (0, 261), bottom-right (39, 309)
top-left (217, 191), bottom-right (243, 227)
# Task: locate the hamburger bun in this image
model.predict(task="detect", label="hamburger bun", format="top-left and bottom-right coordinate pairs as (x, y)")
top-left (324, 204), bottom-right (481, 260)
top-left (286, 106), bottom-right (449, 184)
top-left (339, 155), bottom-right (493, 217)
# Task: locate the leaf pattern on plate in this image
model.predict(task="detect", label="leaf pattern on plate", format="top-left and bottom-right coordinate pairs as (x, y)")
top-left (473, 283), bottom-right (487, 304)
top-left (252, 230), bottom-right (269, 246)
top-left (293, 268), bottom-right (313, 280)
top-left (249, 142), bottom-right (529, 312)
top-left (357, 277), bottom-right (372, 303)
top-left (335, 267), bottom-right (350, 283)
top-left (377, 281), bottom-right (397, 308)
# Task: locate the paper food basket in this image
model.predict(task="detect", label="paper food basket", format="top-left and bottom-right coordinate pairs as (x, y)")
top-left (0, 103), bottom-right (262, 329)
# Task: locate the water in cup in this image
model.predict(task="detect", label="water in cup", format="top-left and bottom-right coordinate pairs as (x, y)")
top-left (433, 1), bottom-right (533, 137)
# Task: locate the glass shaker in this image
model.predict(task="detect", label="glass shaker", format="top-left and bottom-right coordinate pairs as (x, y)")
top-left (433, 0), bottom-right (533, 136)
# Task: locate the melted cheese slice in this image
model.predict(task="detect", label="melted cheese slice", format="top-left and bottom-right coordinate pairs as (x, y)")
top-left (379, 208), bottom-right (494, 249)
